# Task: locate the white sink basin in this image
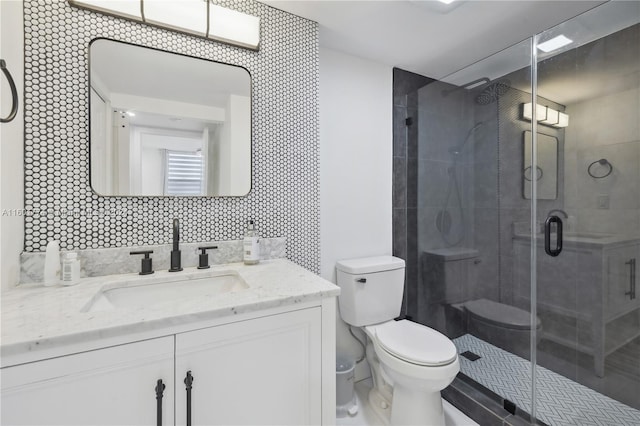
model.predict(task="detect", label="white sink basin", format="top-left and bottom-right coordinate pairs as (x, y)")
top-left (83, 271), bottom-right (248, 312)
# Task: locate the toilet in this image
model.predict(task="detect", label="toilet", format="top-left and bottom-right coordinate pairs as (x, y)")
top-left (336, 256), bottom-right (459, 426)
top-left (423, 248), bottom-right (542, 359)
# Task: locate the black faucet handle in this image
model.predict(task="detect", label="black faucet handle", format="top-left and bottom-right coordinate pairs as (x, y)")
top-left (197, 246), bottom-right (218, 269)
top-left (130, 250), bottom-right (154, 275)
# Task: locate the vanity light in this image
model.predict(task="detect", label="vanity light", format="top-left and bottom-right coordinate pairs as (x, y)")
top-left (522, 102), bottom-right (569, 128)
top-left (68, 0), bottom-right (260, 50)
top-left (209, 4), bottom-right (260, 50)
top-left (537, 35), bottom-right (573, 53)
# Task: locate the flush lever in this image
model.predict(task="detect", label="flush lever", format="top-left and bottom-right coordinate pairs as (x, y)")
top-left (356, 278), bottom-right (366, 283)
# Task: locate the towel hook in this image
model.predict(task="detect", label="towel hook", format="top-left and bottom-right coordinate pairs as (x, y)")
top-left (1, 59), bottom-right (18, 123)
top-left (587, 159), bottom-right (613, 179)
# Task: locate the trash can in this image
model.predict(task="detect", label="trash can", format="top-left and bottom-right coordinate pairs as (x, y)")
top-left (336, 355), bottom-right (358, 417)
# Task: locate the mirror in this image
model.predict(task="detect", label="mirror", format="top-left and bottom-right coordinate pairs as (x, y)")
top-left (89, 38), bottom-right (252, 197)
top-left (523, 131), bottom-right (558, 200)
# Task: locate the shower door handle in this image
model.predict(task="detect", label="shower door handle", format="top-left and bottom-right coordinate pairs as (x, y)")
top-left (544, 216), bottom-right (563, 257)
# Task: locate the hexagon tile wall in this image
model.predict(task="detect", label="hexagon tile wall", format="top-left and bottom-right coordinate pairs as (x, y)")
top-left (23, 0), bottom-right (320, 273)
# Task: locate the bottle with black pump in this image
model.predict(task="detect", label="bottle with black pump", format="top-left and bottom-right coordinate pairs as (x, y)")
top-left (169, 218), bottom-right (182, 272)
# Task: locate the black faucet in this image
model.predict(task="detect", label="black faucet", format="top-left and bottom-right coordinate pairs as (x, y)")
top-left (169, 218), bottom-right (182, 272)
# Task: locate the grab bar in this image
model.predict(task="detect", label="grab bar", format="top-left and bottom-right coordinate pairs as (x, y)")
top-left (1, 59), bottom-right (18, 123)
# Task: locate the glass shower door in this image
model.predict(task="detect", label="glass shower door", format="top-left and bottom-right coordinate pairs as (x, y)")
top-left (532, 3), bottom-right (640, 423)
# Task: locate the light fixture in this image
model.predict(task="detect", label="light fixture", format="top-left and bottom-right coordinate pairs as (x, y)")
top-left (437, 0), bottom-right (456, 4)
top-left (522, 103), bottom-right (569, 128)
top-left (537, 35), bottom-right (573, 53)
top-left (68, 0), bottom-right (260, 50)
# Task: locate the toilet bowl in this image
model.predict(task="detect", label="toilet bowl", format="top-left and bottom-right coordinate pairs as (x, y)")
top-left (465, 298), bottom-right (542, 359)
top-left (336, 256), bottom-right (459, 426)
top-left (364, 320), bottom-right (459, 425)
top-left (423, 248), bottom-right (542, 358)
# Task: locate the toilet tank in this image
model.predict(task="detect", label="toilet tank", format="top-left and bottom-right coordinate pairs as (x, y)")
top-left (335, 256), bottom-right (405, 327)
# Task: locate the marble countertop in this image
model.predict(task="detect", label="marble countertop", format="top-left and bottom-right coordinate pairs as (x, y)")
top-left (1, 259), bottom-right (340, 364)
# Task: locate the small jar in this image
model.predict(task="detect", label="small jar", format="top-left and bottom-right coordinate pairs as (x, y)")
top-left (61, 252), bottom-right (81, 285)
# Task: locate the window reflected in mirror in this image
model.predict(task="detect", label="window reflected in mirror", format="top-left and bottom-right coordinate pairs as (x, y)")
top-left (89, 38), bottom-right (252, 197)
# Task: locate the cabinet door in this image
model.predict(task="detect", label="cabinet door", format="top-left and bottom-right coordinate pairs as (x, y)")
top-left (1, 337), bottom-right (174, 426)
top-left (176, 308), bottom-right (321, 425)
top-left (606, 245), bottom-right (640, 317)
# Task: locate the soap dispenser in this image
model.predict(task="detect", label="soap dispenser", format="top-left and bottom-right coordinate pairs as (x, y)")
top-left (243, 220), bottom-right (260, 265)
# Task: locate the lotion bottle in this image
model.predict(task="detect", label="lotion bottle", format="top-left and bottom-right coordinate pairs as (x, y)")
top-left (243, 220), bottom-right (260, 265)
top-left (43, 241), bottom-right (61, 286)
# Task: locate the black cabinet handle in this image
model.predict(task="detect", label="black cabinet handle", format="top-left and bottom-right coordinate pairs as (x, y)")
top-left (625, 258), bottom-right (636, 300)
top-left (155, 379), bottom-right (165, 426)
top-left (544, 215), bottom-right (563, 257)
top-left (184, 371), bottom-right (194, 426)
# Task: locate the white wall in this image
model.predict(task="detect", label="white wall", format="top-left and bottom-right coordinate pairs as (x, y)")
top-left (0, 0), bottom-right (24, 292)
top-left (319, 47), bottom-right (392, 379)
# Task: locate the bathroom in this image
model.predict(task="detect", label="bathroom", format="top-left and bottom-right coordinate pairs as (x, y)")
top-left (1, 0), bottom-right (639, 425)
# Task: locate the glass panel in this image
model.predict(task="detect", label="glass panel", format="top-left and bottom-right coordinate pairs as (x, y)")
top-left (411, 37), bottom-right (537, 414)
top-left (534, 2), bottom-right (640, 424)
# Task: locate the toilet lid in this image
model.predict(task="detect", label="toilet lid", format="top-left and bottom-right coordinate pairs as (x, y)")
top-left (465, 299), bottom-right (541, 330)
top-left (374, 320), bottom-right (458, 366)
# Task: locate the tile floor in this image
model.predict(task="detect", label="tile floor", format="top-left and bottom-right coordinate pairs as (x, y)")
top-left (336, 378), bottom-right (478, 426)
top-left (454, 334), bottom-right (640, 426)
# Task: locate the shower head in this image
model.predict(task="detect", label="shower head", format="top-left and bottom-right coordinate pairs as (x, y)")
top-left (449, 122), bottom-right (484, 155)
top-left (475, 79), bottom-right (511, 105)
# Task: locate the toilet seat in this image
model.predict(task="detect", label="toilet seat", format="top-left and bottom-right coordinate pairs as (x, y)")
top-left (370, 320), bottom-right (458, 366)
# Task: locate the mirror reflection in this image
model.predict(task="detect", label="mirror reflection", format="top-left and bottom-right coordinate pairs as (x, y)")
top-left (89, 38), bottom-right (252, 197)
top-left (523, 131), bottom-right (558, 200)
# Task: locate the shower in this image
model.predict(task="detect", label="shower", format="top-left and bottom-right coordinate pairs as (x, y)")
top-left (435, 79), bottom-right (511, 246)
top-left (435, 122), bottom-right (484, 246)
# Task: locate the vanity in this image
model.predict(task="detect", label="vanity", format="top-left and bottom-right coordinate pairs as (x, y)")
top-left (1, 259), bottom-right (340, 425)
top-left (513, 232), bottom-right (640, 377)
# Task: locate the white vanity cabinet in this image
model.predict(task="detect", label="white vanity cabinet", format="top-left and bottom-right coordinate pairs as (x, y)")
top-left (513, 236), bottom-right (640, 377)
top-left (605, 244), bottom-right (639, 317)
top-left (1, 336), bottom-right (175, 426)
top-left (1, 305), bottom-right (330, 426)
top-left (175, 307), bottom-right (322, 426)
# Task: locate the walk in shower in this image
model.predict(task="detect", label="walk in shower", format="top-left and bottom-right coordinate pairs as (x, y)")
top-left (393, 2), bottom-right (640, 424)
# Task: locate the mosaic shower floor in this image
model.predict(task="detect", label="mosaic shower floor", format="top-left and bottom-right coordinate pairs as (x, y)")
top-left (453, 334), bottom-right (640, 426)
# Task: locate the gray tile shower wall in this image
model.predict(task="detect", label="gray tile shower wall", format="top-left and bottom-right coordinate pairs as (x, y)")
top-left (22, 0), bottom-right (320, 273)
top-left (392, 68), bottom-right (435, 318)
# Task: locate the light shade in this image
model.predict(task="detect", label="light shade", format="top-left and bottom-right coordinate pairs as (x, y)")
top-left (68, 0), bottom-right (261, 51)
top-left (209, 4), bottom-right (260, 50)
top-left (522, 103), bottom-right (569, 128)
